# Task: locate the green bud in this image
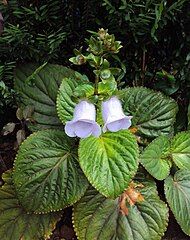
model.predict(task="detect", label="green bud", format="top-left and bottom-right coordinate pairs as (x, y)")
top-left (98, 28), bottom-right (108, 40)
top-left (100, 69), bottom-right (112, 80)
top-left (76, 54), bottom-right (86, 65)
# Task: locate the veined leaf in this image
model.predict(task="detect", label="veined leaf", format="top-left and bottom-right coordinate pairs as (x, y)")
top-left (0, 171), bottom-right (62, 240)
top-left (165, 170), bottom-right (190, 236)
top-left (73, 182), bottom-right (168, 240)
top-left (171, 132), bottom-right (190, 170)
top-left (13, 130), bottom-right (89, 213)
top-left (78, 130), bottom-right (139, 198)
top-left (120, 87), bottom-right (178, 138)
top-left (56, 76), bottom-right (89, 124)
top-left (140, 135), bottom-right (171, 180)
top-left (14, 63), bottom-right (77, 131)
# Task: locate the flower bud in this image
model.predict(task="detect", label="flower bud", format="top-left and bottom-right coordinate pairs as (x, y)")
top-left (102, 96), bottom-right (132, 132)
top-left (65, 100), bottom-right (101, 138)
top-left (98, 28), bottom-right (108, 40)
top-left (100, 69), bottom-right (111, 80)
top-left (76, 54), bottom-right (86, 65)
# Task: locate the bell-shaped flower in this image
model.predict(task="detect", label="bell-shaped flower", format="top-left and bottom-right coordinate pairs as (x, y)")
top-left (102, 96), bottom-right (132, 132)
top-left (65, 100), bottom-right (101, 138)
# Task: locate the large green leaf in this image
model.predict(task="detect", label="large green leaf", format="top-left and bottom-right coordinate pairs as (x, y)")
top-left (78, 130), bottom-right (139, 198)
top-left (73, 182), bottom-right (168, 240)
top-left (170, 132), bottom-right (190, 170)
top-left (0, 171), bottom-right (61, 240)
top-left (164, 170), bottom-right (190, 236)
top-left (56, 75), bottom-right (89, 124)
top-left (14, 63), bottom-right (76, 131)
top-left (13, 130), bottom-right (89, 213)
top-left (140, 135), bottom-right (171, 180)
top-left (120, 87), bottom-right (178, 138)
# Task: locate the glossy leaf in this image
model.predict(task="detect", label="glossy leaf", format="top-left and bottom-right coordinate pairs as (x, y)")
top-left (140, 135), bottom-right (171, 180)
top-left (165, 170), bottom-right (190, 236)
top-left (74, 181), bottom-right (168, 240)
top-left (0, 171), bottom-right (62, 240)
top-left (14, 63), bottom-right (76, 131)
top-left (13, 130), bottom-right (89, 213)
top-left (171, 132), bottom-right (190, 170)
top-left (79, 130), bottom-right (139, 198)
top-left (56, 76), bottom-right (89, 124)
top-left (120, 87), bottom-right (178, 138)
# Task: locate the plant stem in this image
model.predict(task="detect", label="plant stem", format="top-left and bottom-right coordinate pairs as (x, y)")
top-left (94, 75), bottom-right (99, 95)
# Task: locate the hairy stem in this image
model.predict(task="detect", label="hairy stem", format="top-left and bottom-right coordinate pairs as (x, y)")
top-left (94, 75), bottom-right (99, 95)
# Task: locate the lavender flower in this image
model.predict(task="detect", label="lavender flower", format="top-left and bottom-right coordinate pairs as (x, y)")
top-left (102, 96), bottom-right (132, 132)
top-left (65, 100), bottom-right (101, 138)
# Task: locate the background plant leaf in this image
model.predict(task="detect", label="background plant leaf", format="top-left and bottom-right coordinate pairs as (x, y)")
top-left (170, 132), bottom-right (190, 170)
top-left (73, 180), bottom-right (168, 240)
top-left (79, 130), bottom-right (139, 198)
top-left (164, 170), bottom-right (190, 236)
top-left (140, 135), bottom-right (171, 180)
top-left (13, 130), bottom-right (89, 213)
top-left (56, 76), bottom-right (89, 124)
top-left (0, 171), bottom-right (62, 240)
top-left (14, 63), bottom-right (77, 131)
top-left (120, 87), bottom-right (178, 138)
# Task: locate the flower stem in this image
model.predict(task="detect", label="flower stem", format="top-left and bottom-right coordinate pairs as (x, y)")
top-left (94, 75), bottom-right (99, 95)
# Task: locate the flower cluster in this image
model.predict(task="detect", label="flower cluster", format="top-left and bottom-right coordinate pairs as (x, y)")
top-left (65, 96), bottom-right (132, 138)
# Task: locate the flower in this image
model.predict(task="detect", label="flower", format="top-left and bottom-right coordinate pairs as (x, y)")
top-left (102, 96), bottom-right (132, 132)
top-left (65, 100), bottom-right (101, 138)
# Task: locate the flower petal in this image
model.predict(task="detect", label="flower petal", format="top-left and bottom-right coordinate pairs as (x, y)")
top-left (73, 100), bottom-right (96, 122)
top-left (92, 123), bottom-right (101, 137)
top-left (104, 117), bottom-right (132, 132)
top-left (74, 121), bottom-right (93, 138)
top-left (65, 121), bottom-right (76, 137)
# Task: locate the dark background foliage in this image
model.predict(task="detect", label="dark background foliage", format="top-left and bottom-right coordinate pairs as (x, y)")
top-left (1, 1), bottom-right (190, 239)
top-left (0, 0), bottom-right (190, 128)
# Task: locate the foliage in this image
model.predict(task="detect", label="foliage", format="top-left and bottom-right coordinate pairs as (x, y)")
top-left (14, 63), bottom-right (77, 131)
top-left (0, 1), bottom-right (190, 237)
top-left (1, 29), bottom-right (190, 240)
top-left (73, 184), bottom-right (168, 240)
top-left (0, 0), bottom-right (190, 118)
top-left (0, 171), bottom-right (62, 240)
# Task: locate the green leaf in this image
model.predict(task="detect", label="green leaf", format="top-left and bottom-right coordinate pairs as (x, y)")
top-left (78, 130), bottom-right (139, 198)
top-left (73, 183), bottom-right (168, 240)
top-left (0, 171), bottom-right (62, 240)
top-left (74, 84), bottom-right (94, 98)
top-left (170, 132), bottom-right (190, 170)
top-left (14, 63), bottom-right (76, 131)
top-left (164, 170), bottom-right (190, 236)
top-left (120, 87), bottom-right (178, 138)
top-left (98, 80), bottom-right (117, 95)
top-left (140, 135), bottom-right (171, 180)
top-left (56, 76), bottom-right (88, 124)
top-left (13, 130), bottom-right (89, 213)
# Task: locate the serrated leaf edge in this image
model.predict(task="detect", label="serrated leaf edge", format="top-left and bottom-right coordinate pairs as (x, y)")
top-left (140, 135), bottom-right (171, 180)
top-left (164, 174), bottom-right (190, 236)
top-left (1, 169), bottom-right (63, 240)
top-left (13, 129), bottom-right (88, 214)
top-left (78, 131), bottom-right (139, 199)
top-left (120, 86), bottom-right (179, 137)
top-left (72, 190), bottom-right (169, 240)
